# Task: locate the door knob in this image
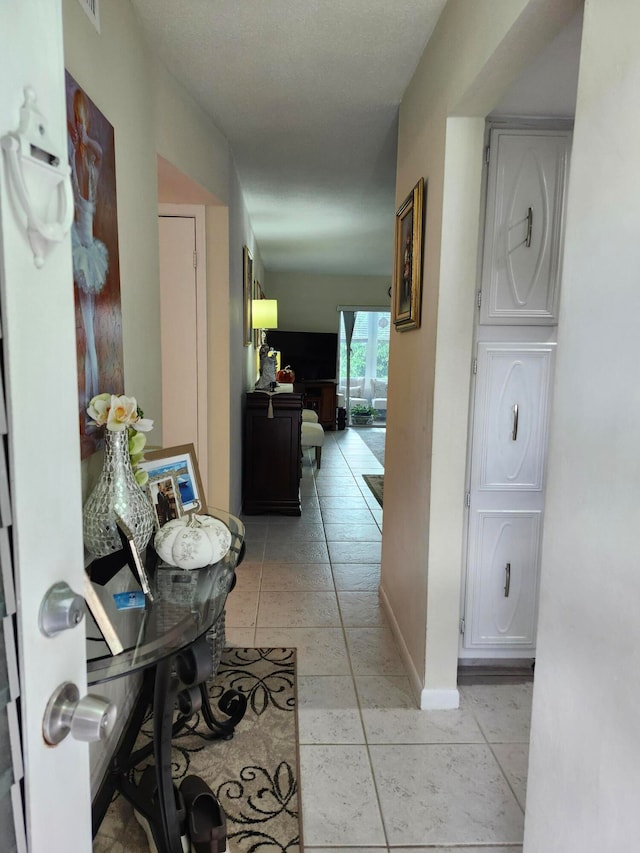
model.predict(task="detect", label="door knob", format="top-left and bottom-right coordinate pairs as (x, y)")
top-left (39, 581), bottom-right (85, 636)
top-left (43, 682), bottom-right (117, 745)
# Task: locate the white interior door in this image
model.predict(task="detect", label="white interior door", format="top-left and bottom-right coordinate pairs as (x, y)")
top-left (462, 343), bottom-right (556, 655)
top-left (158, 211), bottom-right (208, 496)
top-left (0, 2), bottom-right (93, 849)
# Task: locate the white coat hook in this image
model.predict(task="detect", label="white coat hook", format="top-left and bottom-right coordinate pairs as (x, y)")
top-left (1, 87), bottom-right (74, 268)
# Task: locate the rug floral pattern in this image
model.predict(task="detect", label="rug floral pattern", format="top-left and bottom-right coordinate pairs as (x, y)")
top-left (94, 648), bottom-right (301, 853)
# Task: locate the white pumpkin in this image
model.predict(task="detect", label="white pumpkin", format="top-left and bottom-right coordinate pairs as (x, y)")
top-left (154, 513), bottom-right (232, 569)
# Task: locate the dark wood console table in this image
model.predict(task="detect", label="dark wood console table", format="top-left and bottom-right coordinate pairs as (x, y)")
top-left (242, 391), bottom-right (303, 515)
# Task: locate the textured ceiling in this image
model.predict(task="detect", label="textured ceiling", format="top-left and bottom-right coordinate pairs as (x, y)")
top-left (131, 0), bottom-right (448, 276)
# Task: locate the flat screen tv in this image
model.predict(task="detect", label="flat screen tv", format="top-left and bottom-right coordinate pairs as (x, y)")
top-left (267, 330), bottom-right (338, 382)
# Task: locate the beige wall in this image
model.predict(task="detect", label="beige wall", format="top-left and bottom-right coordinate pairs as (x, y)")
top-left (524, 1), bottom-right (640, 848)
top-left (62, 0), bottom-right (258, 786)
top-left (64, 0), bottom-right (162, 462)
top-left (384, 0), bottom-right (581, 706)
top-left (265, 271), bottom-right (390, 333)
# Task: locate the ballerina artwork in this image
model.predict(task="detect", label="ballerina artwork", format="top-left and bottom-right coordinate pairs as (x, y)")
top-left (66, 72), bottom-right (124, 458)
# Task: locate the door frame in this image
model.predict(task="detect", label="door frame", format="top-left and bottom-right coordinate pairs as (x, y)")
top-left (158, 204), bottom-right (208, 498)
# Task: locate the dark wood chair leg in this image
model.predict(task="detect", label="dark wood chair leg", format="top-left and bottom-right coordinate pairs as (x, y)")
top-left (315, 446), bottom-right (322, 468)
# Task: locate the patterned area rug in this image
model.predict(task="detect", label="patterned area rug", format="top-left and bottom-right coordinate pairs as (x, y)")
top-left (94, 648), bottom-right (301, 852)
top-left (362, 473), bottom-right (384, 507)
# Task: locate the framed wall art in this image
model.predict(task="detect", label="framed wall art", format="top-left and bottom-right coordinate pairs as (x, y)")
top-left (65, 70), bottom-right (125, 458)
top-left (253, 278), bottom-right (264, 347)
top-left (243, 246), bottom-right (253, 346)
top-left (392, 177), bottom-right (425, 331)
top-left (137, 444), bottom-right (206, 515)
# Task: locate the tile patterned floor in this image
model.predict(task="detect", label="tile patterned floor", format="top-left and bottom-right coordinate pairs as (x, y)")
top-left (229, 428), bottom-right (529, 852)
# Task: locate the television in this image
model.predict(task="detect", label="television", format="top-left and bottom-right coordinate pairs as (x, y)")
top-left (267, 330), bottom-right (338, 382)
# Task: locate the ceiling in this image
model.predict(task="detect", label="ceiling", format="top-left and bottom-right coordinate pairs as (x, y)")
top-left (131, 0), bottom-right (448, 277)
top-left (131, 1), bottom-right (582, 278)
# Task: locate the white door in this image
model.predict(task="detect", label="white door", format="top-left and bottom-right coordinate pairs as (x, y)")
top-left (480, 128), bottom-right (571, 326)
top-left (1, 3), bottom-right (93, 849)
top-left (158, 211), bottom-right (208, 495)
top-left (462, 343), bottom-right (556, 655)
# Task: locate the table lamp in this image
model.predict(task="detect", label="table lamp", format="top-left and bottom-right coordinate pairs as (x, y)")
top-left (253, 299), bottom-right (279, 390)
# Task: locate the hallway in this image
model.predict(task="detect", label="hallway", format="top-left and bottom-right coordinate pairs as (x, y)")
top-left (229, 428), bottom-right (531, 850)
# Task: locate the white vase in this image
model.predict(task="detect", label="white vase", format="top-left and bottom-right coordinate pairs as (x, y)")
top-left (82, 428), bottom-right (154, 557)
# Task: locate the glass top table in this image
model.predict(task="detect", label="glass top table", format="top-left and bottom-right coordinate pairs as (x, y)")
top-left (86, 508), bottom-right (245, 686)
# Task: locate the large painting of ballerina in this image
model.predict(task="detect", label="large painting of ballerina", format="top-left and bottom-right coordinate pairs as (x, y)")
top-left (65, 71), bottom-right (124, 459)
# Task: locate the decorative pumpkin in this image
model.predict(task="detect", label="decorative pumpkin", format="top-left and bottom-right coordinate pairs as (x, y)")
top-left (154, 513), bottom-right (232, 570)
top-left (276, 365), bottom-right (295, 383)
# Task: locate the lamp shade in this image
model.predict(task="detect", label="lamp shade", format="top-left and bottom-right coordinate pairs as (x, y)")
top-left (252, 299), bottom-right (278, 329)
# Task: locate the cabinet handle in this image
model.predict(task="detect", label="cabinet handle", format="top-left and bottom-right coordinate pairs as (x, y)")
top-left (504, 563), bottom-right (511, 598)
top-left (525, 207), bottom-right (533, 248)
top-left (512, 403), bottom-right (519, 441)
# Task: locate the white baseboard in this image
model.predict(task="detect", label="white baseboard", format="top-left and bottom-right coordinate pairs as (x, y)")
top-left (379, 584), bottom-right (460, 711)
top-left (420, 687), bottom-right (460, 710)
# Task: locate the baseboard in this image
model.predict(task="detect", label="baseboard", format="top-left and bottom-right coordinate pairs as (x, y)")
top-left (420, 688), bottom-right (460, 710)
top-left (379, 584), bottom-right (423, 707)
top-left (379, 585), bottom-right (460, 710)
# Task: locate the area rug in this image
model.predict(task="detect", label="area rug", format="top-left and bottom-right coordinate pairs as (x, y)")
top-left (354, 426), bottom-right (386, 466)
top-left (94, 648), bottom-right (301, 853)
top-left (363, 473), bottom-right (384, 507)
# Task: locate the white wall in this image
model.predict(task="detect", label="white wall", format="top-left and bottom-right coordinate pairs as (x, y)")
top-left (265, 271), bottom-right (390, 332)
top-left (524, 1), bottom-right (640, 849)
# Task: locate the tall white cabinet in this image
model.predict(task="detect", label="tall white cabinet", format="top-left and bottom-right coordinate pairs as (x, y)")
top-left (461, 126), bottom-right (571, 658)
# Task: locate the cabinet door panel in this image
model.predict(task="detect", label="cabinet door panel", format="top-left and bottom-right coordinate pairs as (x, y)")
top-left (467, 511), bottom-right (541, 648)
top-left (474, 343), bottom-right (555, 491)
top-left (480, 129), bottom-right (571, 325)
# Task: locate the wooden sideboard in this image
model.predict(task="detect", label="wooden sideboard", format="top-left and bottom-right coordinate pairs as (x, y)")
top-left (295, 380), bottom-right (337, 430)
top-left (242, 392), bottom-right (303, 515)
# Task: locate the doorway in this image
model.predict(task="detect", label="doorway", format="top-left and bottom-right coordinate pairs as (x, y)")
top-left (338, 308), bottom-right (390, 427)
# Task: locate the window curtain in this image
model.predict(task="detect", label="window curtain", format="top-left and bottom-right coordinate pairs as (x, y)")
top-left (342, 310), bottom-right (357, 423)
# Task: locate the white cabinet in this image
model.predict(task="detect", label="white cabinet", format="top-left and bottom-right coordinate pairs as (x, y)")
top-left (463, 344), bottom-right (555, 653)
top-left (462, 124), bottom-right (570, 658)
top-left (480, 129), bottom-right (571, 326)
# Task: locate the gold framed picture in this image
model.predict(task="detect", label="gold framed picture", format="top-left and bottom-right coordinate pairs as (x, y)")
top-left (243, 246), bottom-right (253, 346)
top-left (392, 177), bottom-right (425, 331)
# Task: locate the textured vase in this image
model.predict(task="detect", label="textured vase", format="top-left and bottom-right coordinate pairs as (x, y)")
top-left (83, 428), bottom-right (154, 557)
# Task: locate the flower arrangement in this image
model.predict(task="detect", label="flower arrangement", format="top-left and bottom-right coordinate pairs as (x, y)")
top-left (87, 393), bottom-right (153, 486)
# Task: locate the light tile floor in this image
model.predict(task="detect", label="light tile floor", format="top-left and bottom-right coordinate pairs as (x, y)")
top-left (228, 428), bottom-right (529, 852)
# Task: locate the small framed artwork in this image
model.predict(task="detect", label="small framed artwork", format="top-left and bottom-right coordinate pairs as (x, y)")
top-left (138, 444), bottom-right (206, 515)
top-left (392, 177), bottom-right (425, 331)
top-left (253, 278), bottom-right (264, 348)
top-left (146, 474), bottom-right (182, 529)
top-left (243, 246), bottom-right (253, 347)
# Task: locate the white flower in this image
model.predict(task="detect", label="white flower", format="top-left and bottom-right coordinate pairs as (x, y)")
top-left (106, 395), bottom-right (139, 432)
top-left (87, 393), bottom-right (111, 427)
top-left (132, 416), bottom-right (154, 433)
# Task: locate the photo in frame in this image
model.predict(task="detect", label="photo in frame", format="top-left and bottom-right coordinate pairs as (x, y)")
top-left (392, 177), bottom-right (425, 331)
top-left (243, 246), bottom-right (254, 347)
top-left (146, 473), bottom-right (183, 529)
top-left (115, 515), bottom-right (153, 600)
top-left (137, 444), bottom-right (205, 515)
